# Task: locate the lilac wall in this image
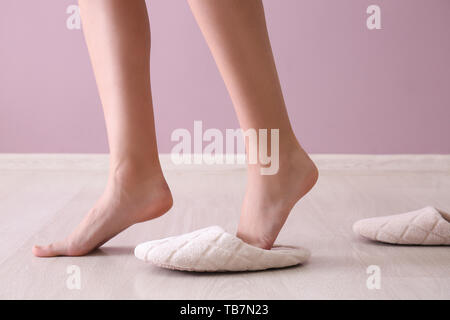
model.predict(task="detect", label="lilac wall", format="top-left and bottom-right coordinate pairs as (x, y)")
top-left (1, 0), bottom-right (449, 154)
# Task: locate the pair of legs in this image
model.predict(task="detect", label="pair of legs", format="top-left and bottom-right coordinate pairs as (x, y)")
top-left (33, 0), bottom-right (318, 257)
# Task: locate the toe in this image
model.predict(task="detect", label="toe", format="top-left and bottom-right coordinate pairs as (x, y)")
top-left (32, 242), bottom-right (66, 257)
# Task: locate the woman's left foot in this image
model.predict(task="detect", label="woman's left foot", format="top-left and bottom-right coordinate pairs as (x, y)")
top-left (32, 166), bottom-right (173, 257)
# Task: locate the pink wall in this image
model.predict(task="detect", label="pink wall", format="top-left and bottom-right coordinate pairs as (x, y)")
top-left (1, 0), bottom-right (449, 154)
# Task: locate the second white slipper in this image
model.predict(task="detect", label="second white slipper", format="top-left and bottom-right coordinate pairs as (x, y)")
top-left (135, 226), bottom-right (310, 272)
top-left (353, 206), bottom-right (450, 245)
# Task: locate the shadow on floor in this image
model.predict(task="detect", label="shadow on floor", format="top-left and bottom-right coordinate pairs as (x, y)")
top-left (141, 261), bottom-right (309, 278)
top-left (90, 246), bottom-right (135, 257)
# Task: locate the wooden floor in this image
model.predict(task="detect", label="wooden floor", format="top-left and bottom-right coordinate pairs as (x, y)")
top-left (0, 154), bottom-right (449, 300)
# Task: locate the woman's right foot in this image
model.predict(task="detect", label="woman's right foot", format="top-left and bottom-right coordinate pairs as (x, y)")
top-left (237, 145), bottom-right (318, 250)
top-left (32, 164), bottom-right (173, 257)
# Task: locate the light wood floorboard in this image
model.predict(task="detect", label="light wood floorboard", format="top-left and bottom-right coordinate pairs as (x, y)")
top-left (0, 154), bottom-right (449, 299)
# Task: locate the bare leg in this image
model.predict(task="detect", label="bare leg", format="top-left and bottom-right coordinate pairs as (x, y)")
top-left (188, 0), bottom-right (318, 249)
top-left (33, 0), bottom-right (172, 257)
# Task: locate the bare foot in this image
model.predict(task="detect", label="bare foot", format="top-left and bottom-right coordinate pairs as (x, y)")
top-left (32, 166), bottom-right (173, 257)
top-left (237, 145), bottom-right (318, 249)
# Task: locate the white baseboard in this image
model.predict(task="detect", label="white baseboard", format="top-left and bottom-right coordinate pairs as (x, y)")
top-left (0, 153), bottom-right (449, 172)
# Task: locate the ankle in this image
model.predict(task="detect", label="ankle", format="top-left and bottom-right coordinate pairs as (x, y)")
top-left (109, 157), bottom-right (165, 188)
top-left (247, 141), bottom-right (317, 177)
top-left (284, 145), bottom-right (317, 174)
top-left (105, 159), bottom-right (173, 221)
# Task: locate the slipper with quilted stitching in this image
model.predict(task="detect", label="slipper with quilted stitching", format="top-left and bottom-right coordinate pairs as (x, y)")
top-left (134, 226), bottom-right (310, 272)
top-left (353, 206), bottom-right (450, 245)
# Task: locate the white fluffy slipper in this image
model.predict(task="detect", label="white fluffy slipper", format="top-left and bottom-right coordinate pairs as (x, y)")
top-left (353, 206), bottom-right (450, 245)
top-left (134, 226), bottom-right (310, 272)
